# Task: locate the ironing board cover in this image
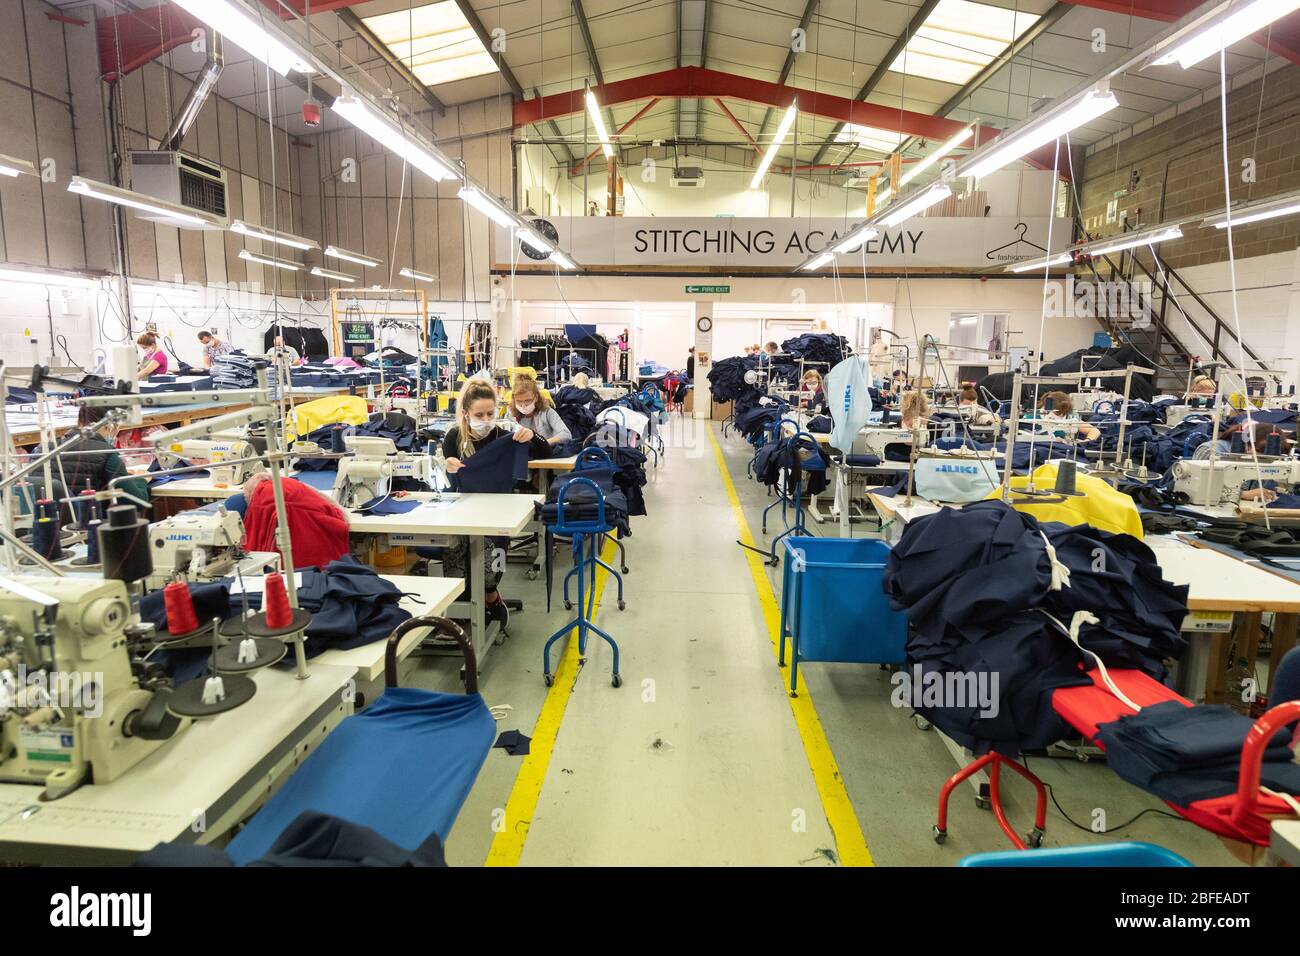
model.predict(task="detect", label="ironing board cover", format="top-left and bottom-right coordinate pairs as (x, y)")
top-left (226, 688), bottom-right (495, 864)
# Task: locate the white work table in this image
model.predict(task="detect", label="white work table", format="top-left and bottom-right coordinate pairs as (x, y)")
top-left (0, 662), bottom-right (356, 865)
top-left (1271, 820), bottom-right (1300, 866)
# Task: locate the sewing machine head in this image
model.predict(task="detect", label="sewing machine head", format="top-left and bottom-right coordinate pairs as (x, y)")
top-left (162, 438), bottom-right (261, 485)
top-left (332, 436), bottom-right (435, 509)
top-left (0, 575), bottom-right (187, 798)
top-left (1171, 456), bottom-right (1300, 506)
top-left (853, 425), bottom-right (913, 460)
top-left (146, 509), bottom-right (245, 587)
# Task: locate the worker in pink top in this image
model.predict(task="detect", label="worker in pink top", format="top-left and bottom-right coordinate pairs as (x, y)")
top-left (137, 333), bottom-right (169, 379)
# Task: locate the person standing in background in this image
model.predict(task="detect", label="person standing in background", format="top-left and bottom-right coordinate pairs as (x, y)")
top-left (686, 347), bottom-right (695, 379)
top-left (197, 330), bottom-right (232, 369)
top-left (617, 328), bottom-right (630, 380)
top-left (267, 335), bottom-right (300, 366)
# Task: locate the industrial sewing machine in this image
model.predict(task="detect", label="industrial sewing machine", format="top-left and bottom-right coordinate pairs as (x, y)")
top-left (0, 576), bottom-right (187, 799)
top-left (1170, 456), bottom-right (1300, 506)
top-left (853, 426), bottom-right (914, 461)
top-left (332, 436), bottom-right (441, 509)
top-left (160, 438), bottom-right (262, 485)
top-left (145, 509), bottom-right (246, 588)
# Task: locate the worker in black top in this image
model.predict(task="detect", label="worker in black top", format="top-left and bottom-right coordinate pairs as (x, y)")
top-left (438, 378), bottom-right (549, 631)
top-left (686, 347), bottom-right (695, 379)
top-left (57, 406), bottom-right (150, 505)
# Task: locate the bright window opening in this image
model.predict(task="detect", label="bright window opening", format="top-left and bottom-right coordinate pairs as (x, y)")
top-left (362, 2), bottom-right (501, 88)
top-left (888, 0), bottom-right (1040, 86)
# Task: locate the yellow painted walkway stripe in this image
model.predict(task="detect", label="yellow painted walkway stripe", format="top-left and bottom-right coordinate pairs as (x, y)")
top-left (484, 537), bottom-right (616, 867)
top-left (707, 425), bottom-right (874, 867)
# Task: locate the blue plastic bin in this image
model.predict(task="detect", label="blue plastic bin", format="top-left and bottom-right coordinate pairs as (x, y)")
top-left (958, 842), bottom-right (1193, 867)
top-left (779, 536), bottom-right (907, 694)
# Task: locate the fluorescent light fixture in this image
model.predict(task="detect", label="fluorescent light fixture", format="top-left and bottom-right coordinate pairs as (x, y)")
top-left (1082, 224), bottom-right (1183, 258)
top-left (519, 229), bottom-right (554, 255)
top-left (834, 125), bottom-right (906, 154)
top-left (239, 248), bottom-right (301, 272)
top-left (170, 0), bottom-right (314, 77)
top-left (802, 252), bottom-right (835, 271)
top-left (550, 252), bottom-right (578, 270)
top-left (750, 103), bottom-right (798, 189)
top-left (1151, 0), bottom-right (1300, 69)
top-left (361, 2), bottom-right (501, 87)
top-left (131, 281), bottom-right (203, 299)
top-left (325, 245), bottom-right (382, 268)
top-left (400, 267), bottom-right (437, 283)
top-left (457, 185), bottom-right (516, 228)
top-left (331, 94), bottom-right (456, 182)
top-left (1005, 253), bottom-right (1072, 273)
top-left (1202, 188), bottom-right (1300, 229)
top-left (876, 183), bottom-right (951, 228)
top-left (960, 87), bottom-right (1119, 180)
top-left (67, 176), bottom-right (213, 228)
top-left (898, 124), bottom-right (976, 187)
top-left (230, 219), bottom-right (317, 251)
top-left (887, 0), bottom-right (1041, 86)
top-left (310, 266), bottom-right (356, 283)
top-left (0, 154), bottom-right (36, 178)
top-left (832, 225), bottom-right (879, 255)
top-left (0, 266), bottom-right (97, 288)
top-left (586, 89), bottom-right (614, 159)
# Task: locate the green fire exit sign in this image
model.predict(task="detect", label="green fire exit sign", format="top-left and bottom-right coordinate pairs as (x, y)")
top-left (685, 284), bottom-right (730, 294)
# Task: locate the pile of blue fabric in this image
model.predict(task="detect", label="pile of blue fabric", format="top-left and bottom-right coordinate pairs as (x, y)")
top-left (537, 469), bottom-right (630, 533)
top-left (1096, 701), bottom-right (1300, 804)
top-left (753, 432), bottom-right (828, 496)
top-left (548, 353), bottom-right (592, 383)
top-left (781, 332), bottom-right (848, 369)
top-left (733, 394), bottom-right (788, 444)
top-left (551, 385), bottom-right (600, 442)
top-left (883, 500), bottom-right (1189, 755)
top-left (1089, 420), bottom-right (1175, 473)
top-left (210, 352), bottom-right (261, 389)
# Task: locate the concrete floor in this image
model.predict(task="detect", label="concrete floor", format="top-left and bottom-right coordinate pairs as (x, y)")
top-left (404, 417), bottom-right (1244, 866)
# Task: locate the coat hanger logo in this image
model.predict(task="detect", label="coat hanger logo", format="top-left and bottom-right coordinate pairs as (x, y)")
top-left (986, 222), bottom-right (1048, 263)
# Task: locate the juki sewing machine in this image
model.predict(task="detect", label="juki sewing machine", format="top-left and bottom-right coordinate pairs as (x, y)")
top-left (145, 508), bottom-right (246, 588)
top-left (160, 438), bottom-right (262, 485)
top-left (0, 575), bottom-right (187, 799)
top-left (1170, 456), bottom-right (1300, 506)
top-left (854, 425), bottom-right (913, 460)
top-left (332, 436), bottom-right (441, 509)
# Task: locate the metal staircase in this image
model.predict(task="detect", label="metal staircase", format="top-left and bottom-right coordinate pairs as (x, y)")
top-left (1074, 224), bottom-right (1270, 393)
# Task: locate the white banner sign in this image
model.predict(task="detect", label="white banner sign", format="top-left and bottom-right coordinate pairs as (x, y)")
top-left (497, 216), bottom-right (1071, 270)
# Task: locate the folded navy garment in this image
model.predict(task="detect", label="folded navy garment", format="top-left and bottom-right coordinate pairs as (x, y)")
top-left (147, 458), bottom-right (210, 484)
top-left (139, 582), bottom-right (232, 636)
top-left (1096, 701), bottom-right (1300, 804)
top-left (1266, 493), bottom-right (1300, 509)
top-left (353, 495), bottom-right (422, 516)
top-left (453, 436), bottom-right (530, 493)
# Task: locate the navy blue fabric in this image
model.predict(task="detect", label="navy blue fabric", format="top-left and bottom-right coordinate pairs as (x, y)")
top-left (147, 458), bottom-right (209, 484)
top-left (882, 500), bottom-right (1189, 755)
top-left (452, 436), bottom-right (530, 493)
top-left (1274, 647), bottom-right (1300, 704)
top-left (753, 433), bottom-right (828, 496)
top-left (223, 492), bottom-right (248, 517)
top-left (1267, 493), bottom-right (1300, 509)
top-left (707, 355), bottom-right (761, 403)
top-left (1096, 701), bottom-right (1299, 804)
top-left (781, 332), bottom-right (848, 368)
top-left (539, 470), bottom-right (629, 532)
top-left (806, 414), bottom-right (832, 433)
top-left (140, 582), bottom-right (232, 636)
top-left (354, 495), bottom-right (422, 515)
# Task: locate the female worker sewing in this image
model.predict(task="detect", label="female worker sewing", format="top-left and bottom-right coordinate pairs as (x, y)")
top-left (957, 385), bottom-right (1000, 427)
top-left (1028, 391), bottom-right (1101, 443)
top-left (797, 369), bottom-right (827, 414)
top-left (440, 378), bottom-right (551, 629)
top-left (507, 373), bottom-right (572, 447)
top-left (900, 390), bottom-right (931, 445)
top-left (1204, 421), bottom-right (1293, 501)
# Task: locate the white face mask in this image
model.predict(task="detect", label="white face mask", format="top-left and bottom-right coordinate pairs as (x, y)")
top-left (516, 401), bottom-right (536, 416)
top-left (468, 418), bottom-right (495, 437)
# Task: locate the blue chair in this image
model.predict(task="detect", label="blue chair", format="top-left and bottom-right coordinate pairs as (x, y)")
top-left (1273, 646), bottom-right (1300, 706)
top-left (958, 842), bottom-right (1193, 867)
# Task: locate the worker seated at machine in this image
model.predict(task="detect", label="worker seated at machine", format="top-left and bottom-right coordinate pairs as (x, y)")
top-left (900, 390), bottom-right (930, 442)
top-left (956, 385), bottom-right (1000, 427)
top-left (1027, 391), bottom-right (1100, 443)
top-left (796, 369), bottom-right (827, 415)
top-left (238, 472), bottom-right (350, 569)
top-left (440, 378), bottom-right (549, 629)
top-left (1187, 374), bottom-right (1218, 403)
top-left (506, 373), bottom-right (572, 447)
top-left (1177, 421), bottom-right (1297, 504)
top-left (63, 406), bottom-right (150, 505)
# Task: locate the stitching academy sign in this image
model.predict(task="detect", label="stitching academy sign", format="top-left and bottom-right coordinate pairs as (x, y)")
top-left (497, 216), bottom-right (1070, 270)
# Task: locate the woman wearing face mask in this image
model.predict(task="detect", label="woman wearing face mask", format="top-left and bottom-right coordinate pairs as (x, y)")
top-left (507, 374), bottom-right (571, 446)
top-left (439, 378), bottom-right (550, 629)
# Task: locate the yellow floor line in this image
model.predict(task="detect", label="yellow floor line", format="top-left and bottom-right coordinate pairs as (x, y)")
top-left (484, 536), bottom-right (617, 867)
top-left (707, 425), bottom-right (875, 867)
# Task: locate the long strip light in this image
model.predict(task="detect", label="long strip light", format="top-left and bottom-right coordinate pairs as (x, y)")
top-left (585, 89), bottom-right (614, 159)
top-left (519, 229), bottom-right (554, 255)
top-left (1005, 253), bottom-right (1072, 273)
top-left (750, 103), bottom-right (798, 189)
top-left (1202, 188), bottom-right (1300, 229)
top-left (311, 266), bottom-right (356, 283)
top-left (400, 267), bottom-right (437, 283)
top-left (239, 248), bottom-right (301, 272)
top-left (325, 245), bottom-right (382, 268)
top-left (0, 266), bottom-right (98, 288)
top-left (1150, 0), bottom-right (1300, 69)
top-left (802, 252), bottom-right (835, 271)
top-left (170, 0), bottom-right (314, 77)
top-left (898, 124), bottom-right (976, 188)
top-left (458, 185), bottom-right (516, 228)
top-left (67, 176), bottom-right (214, 228)
top-left (231, 219), bottom-right (317, 251)
top-left (877, 182), bottom-right (952, 228)
top-left (331, 94), bottom-right (456, 182)
top-left (0, 154), bottom-right (36, 178)
top-left (1081, 224), bottom-right (1184, 258)
top-left (832, 225), bottom-right (879, 255)
top-left (960, 86), bottom-right (1119, 180)
top-left (550, 252), bottom-right (578, 270)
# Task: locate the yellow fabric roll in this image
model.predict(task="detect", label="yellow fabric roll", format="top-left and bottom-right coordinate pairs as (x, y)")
top-left (988, 462), bottom-right (1144, 539)
top-left (288, 394), bottom-right (369, 441)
